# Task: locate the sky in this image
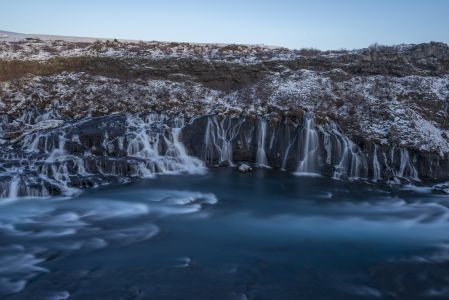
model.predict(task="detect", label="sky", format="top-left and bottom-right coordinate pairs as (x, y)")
top-left (1, 0), bottom-right (448, 50)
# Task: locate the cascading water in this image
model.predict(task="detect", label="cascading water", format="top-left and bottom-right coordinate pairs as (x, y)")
top-left (326, 124), bottom-right (368, 180)
top-left (126, 115), bottom-right (168, 175)
top-left (166, 127), bottom-right (205, 174)
top-left (323, 132), bottom-right (332, 165)
top-left (242, 123), bottom-right (254, 151)
top-left (22, 132), bottom-right (43, 153)
top-left (8, 175), bottom-right (20, 199)
top-left (372, 145), bottom-right (381, 182)
top-left (46, 134), bottom-right (66, 162)
top-left (281, 120), bottom-right (298, 170)
top-left (396, 148), bottom-right (419, 181)
top-left (126, 114), bottom-right (205, 176)
top-left (296, 114), bottom-right (320, 175)
top-left (268, 127), bottom-right (276, 151)
top-left (0, 113), bottom-right (206, 200)
top-left (0, 110), bottom-right (430, 200)
top-left (256, 117), bottom-right (269, 167)
top-left (202, 116), bottom-right (244, 166)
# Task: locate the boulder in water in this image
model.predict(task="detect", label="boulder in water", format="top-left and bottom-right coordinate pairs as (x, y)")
top-left (238, 164), bottom-right (253, 173)
top-left (432, 182), bottom-right (449, 194)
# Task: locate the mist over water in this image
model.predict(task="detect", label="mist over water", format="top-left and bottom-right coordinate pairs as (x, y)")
top-left (1, 168), bottom-right (449, 299)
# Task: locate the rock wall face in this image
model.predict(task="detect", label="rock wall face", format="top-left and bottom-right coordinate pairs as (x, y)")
top-left (1, 38), bottom-right (449, 198)
top-left (1, 112), bottom-right (448, 199)
top-left (0, 113), bottom-right (207, 198)
top-left (182, 115), bottom-right (449, 182)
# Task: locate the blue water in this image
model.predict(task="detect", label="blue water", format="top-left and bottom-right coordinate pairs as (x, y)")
top-left (1, 168), bottom-right (449, 299)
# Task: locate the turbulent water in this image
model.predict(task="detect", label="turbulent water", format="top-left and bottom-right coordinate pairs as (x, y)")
top-left (1, 168), bottom-right (449, 299)
top-left (0, 112), bottom-right (435, 201)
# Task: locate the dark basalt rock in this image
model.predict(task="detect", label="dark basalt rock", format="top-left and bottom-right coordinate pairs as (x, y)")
top-left (1, 112), bottom-right (449, 198)
top-left (182, 115), bottom-right (449, 181)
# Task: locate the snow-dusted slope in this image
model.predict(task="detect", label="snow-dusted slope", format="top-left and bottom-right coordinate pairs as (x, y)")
top-left (0, 30), bottom-right (116, 43)
top-left (2, 69), bottom-right (448, 154)
top-left (0, 30), bottom-right (290, 62)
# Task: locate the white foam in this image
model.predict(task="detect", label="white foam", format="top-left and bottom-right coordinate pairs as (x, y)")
top-left (33, 228), bottom-right (77, 238)
top-left (105, 224), bottom-right (159, 245)
top-left (400, 184), bottom-right (433, 193)
top-left (0, 278), bottom-right (27, 296)
top-left (155, 204), bottom-right (203, 215)
top-left (321, 192), bottom-right (333, 199)
top-left (0, 251), bottom-right (48, 296)
top-left (80, 201), bottom-right (149, 220)
top-left (293, 172), bottom-right (322, 177)
top-left (45, 291), bottom-right (70, 300)
top-left (145, 190), bottom-right (218, 206)
top-left (426, 288), bottom-right (449, 297)
top-left (345, 285), bottom-right (382, 298)
top-left (174, 257), bottom-right (191, 268)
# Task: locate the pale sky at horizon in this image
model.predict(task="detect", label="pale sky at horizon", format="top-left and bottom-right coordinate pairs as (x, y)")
top-left (1, 0), bottom-right (448, 50)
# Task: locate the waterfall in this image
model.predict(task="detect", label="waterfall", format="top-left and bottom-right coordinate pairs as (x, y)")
top-left (126, 116), bottom-right (161, 160)
top-left (256, 117), bottom-right (269, 167)
top-left (0, 113), bottom-right (208, 200)
top-left (203, 116), bottom-right (244, 166)
top-left (203, 118), bottom-right (216, 164)
top-left (396, 148), bottom-right (419, 181)
top-left (126, 115), bottom-right (205, 176)
top-left (243, 124), bottom-right (254, 151)
top-left (126, 114), bottom-right (173, 175)
top-left (323, 132), bottom-right (332, 165)
top-left (8, 176), bottom-right (20, 199)
top-left (73, 157), bottom-right (89, 176)
top-left (328, 124), bottom-right (368, 180)
top-left (38, 162), bottom-right (79, 197)
top-left (296, 114), bottom-right (320, 175)
top-left (269, 128), bottom-right (276, 150)
top-left (167, 128), bottom-right (205, 174)
top-left (46, 134), bottom-right (66, 162)
top-left (1, 109), bottom-right (431, 200)
top-left (372, 145), bottom-right (381, 182)
top-left (281, 123), bottom-right (296, 170)
top-left (398, 149), bottom-right (409, 177)
top-left (1, 174), bottom-right (51, 200)
top-left (0, 115), bottom-right (7, 140)
top-left (22, 132), bottom-right (43, 153)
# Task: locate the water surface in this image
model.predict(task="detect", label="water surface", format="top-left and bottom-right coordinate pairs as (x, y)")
top-left (1, 168), bottom-right (449, 299)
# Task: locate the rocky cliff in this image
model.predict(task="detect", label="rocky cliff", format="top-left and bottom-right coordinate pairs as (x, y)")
top-left (1, 33), bottom-right (449, 198)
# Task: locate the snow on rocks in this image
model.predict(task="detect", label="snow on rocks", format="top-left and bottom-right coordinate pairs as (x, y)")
top-left (238, 164), bottom-right (253, 173)
top-left (0, 36), bottom-right (297, 63)
top-left (1, 69), bottom-right (448, 155)
top-left (1, 39), bottom-right (449, 156)
top-left (432, 182), bottom-right (449, 194)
